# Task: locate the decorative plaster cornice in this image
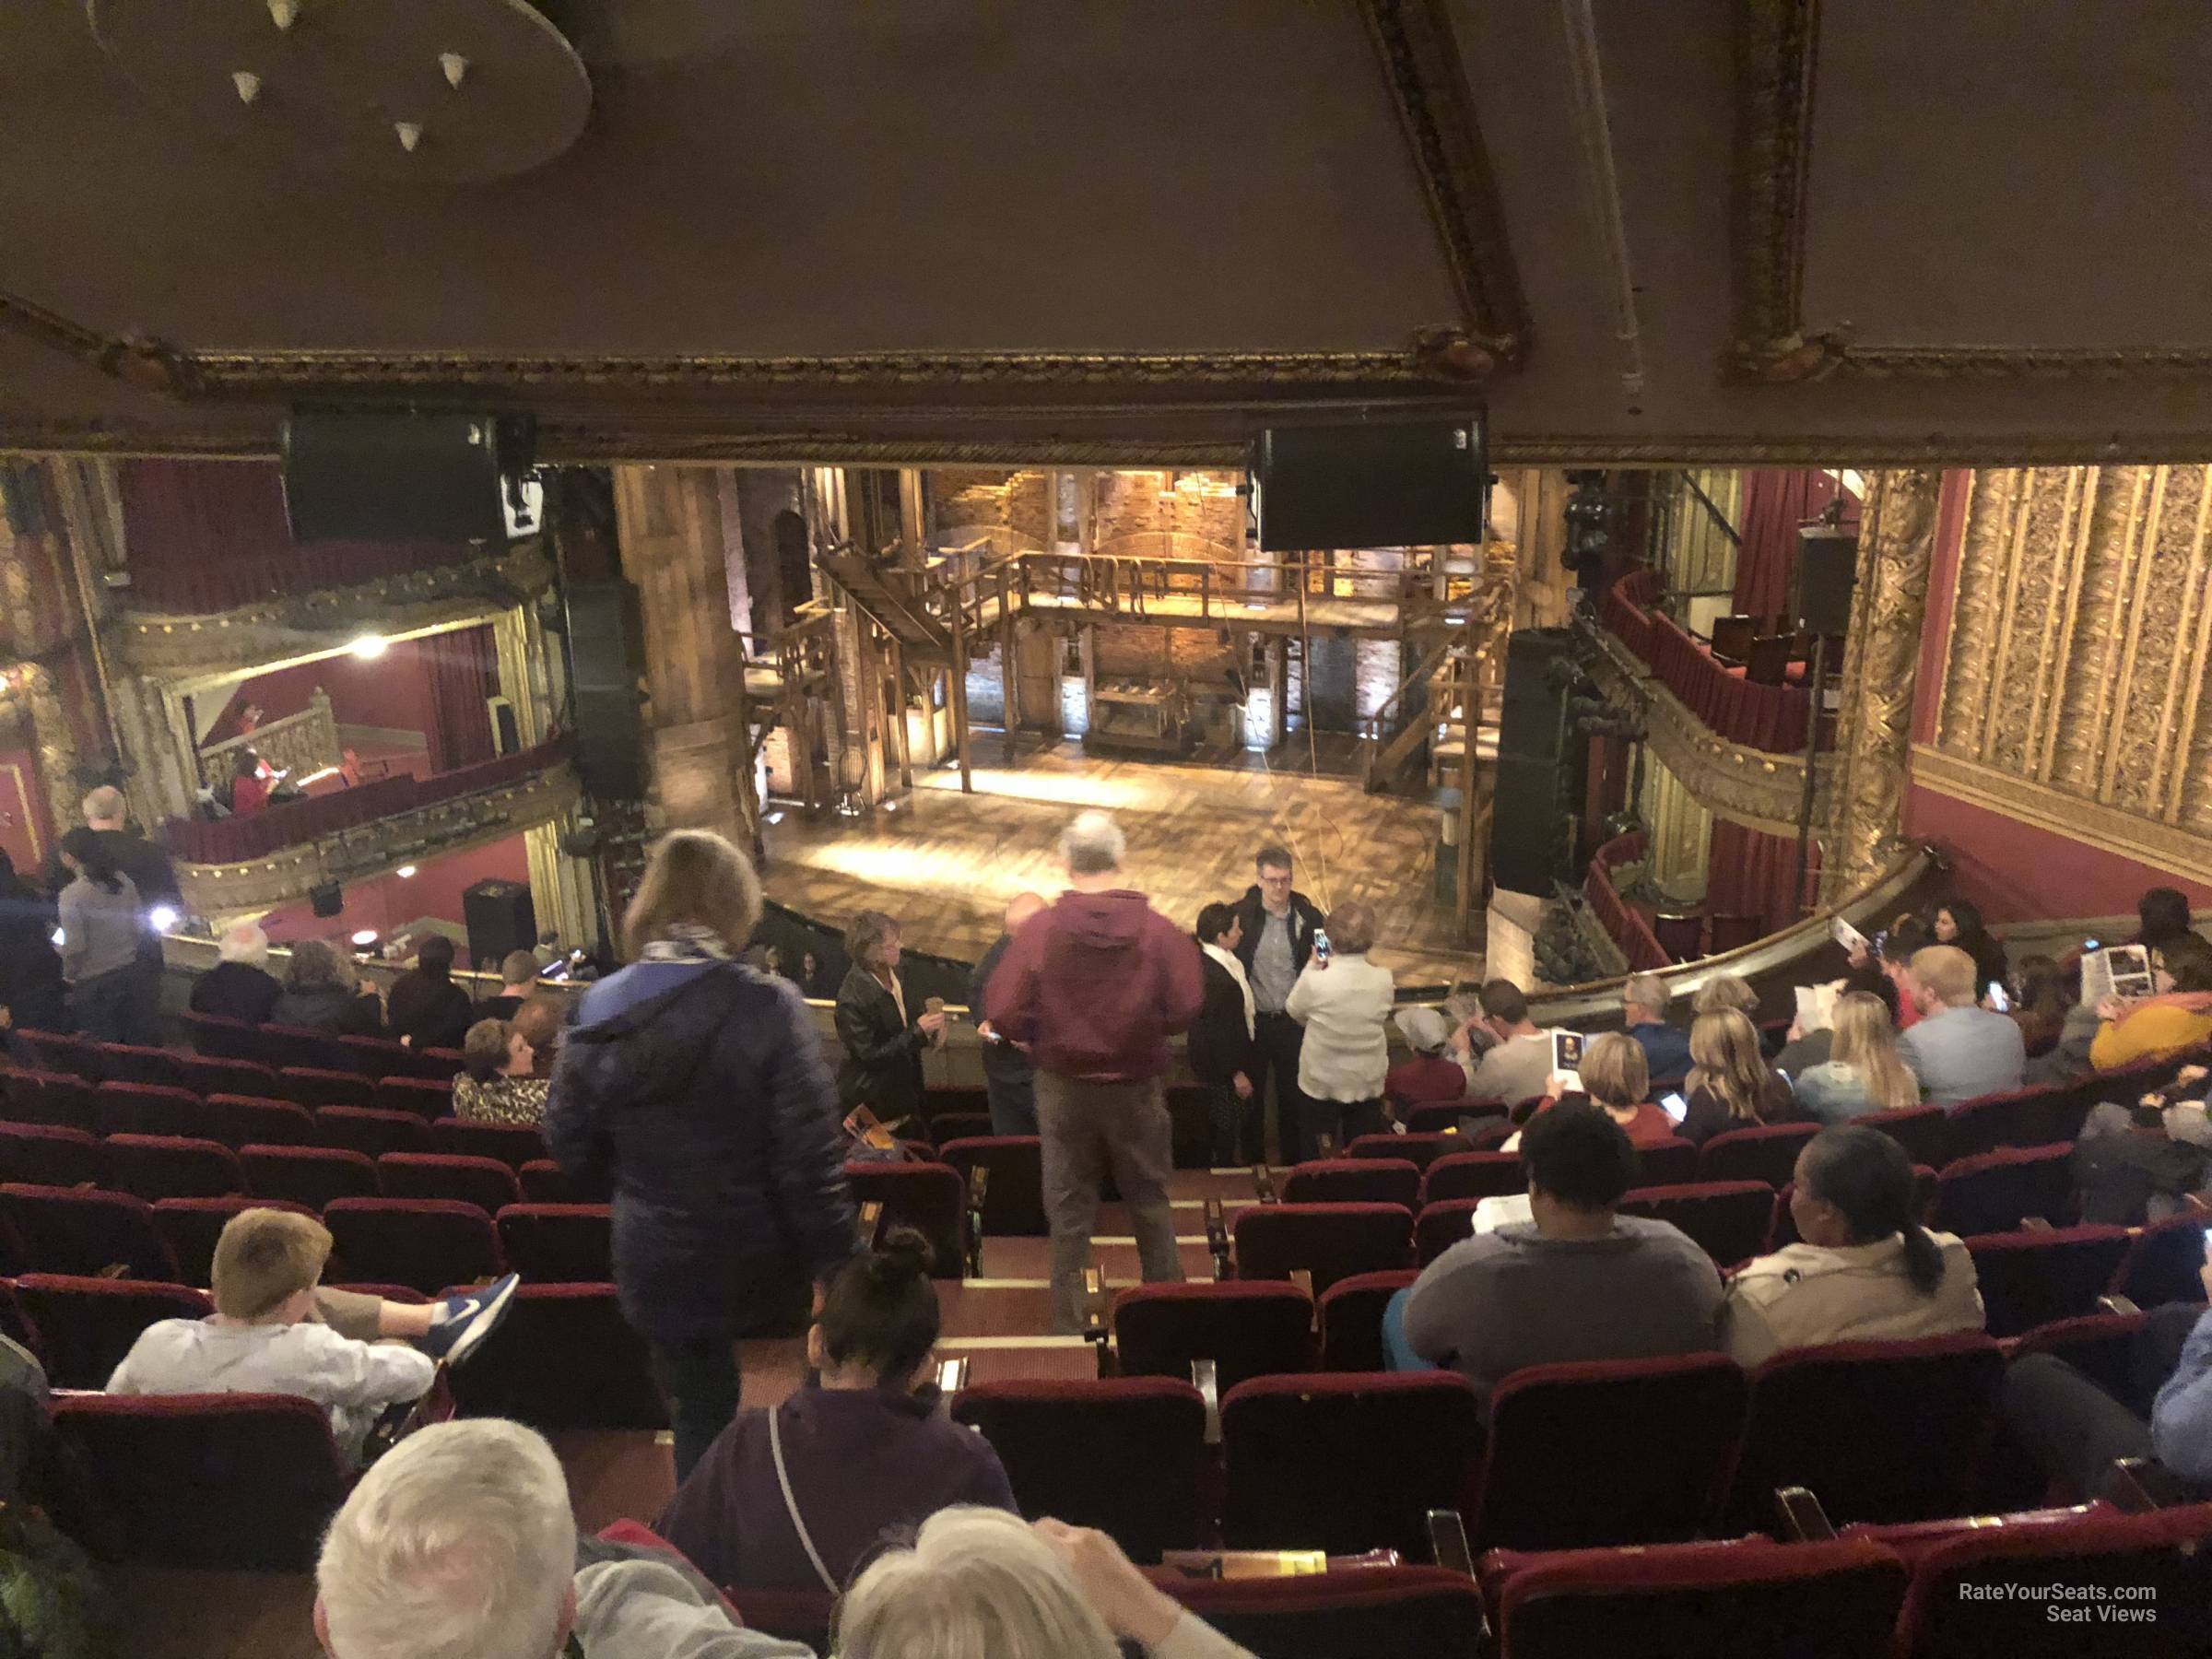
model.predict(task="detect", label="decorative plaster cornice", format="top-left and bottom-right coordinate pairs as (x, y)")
top-left (1910, 744), bottom-right (2212, 888)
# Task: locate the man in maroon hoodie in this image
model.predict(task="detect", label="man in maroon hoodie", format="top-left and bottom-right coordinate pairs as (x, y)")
top-left (984, 809), bottom-right (1206, 1333)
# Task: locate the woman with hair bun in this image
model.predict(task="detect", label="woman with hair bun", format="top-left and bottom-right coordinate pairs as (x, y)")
top-left (656, 1226), bottom-right (1016, 1594)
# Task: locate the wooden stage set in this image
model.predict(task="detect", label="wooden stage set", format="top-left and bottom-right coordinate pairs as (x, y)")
top-left (759, 737), bottom-right (1486, 989)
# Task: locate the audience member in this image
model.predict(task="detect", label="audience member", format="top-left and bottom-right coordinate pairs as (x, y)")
top-left (985, 811), bottom-right (1201, 1334)
top-left (1453, 978), bottom-right (1553, 1107)
top-left (0, 847), bottom-right (65, 1037)
top-left (658, 1229), bottom-right (1016, 1594)
top-left (1896, 945), bottom-right (2028, 1106)
top-left (1690, 972), bottom-right (1759, 1019)
top-left (1385, 1101), bottom-right (1723, 1390)
top-left (1230, 845), bottom-right (1325, 1174)
top-left (190, 921), bottom-right (284, 1025)
top-left (1773, 963), bottom-right (1899, 1076)
top-left (55, 826), bottom-right (148, 1044)
top-left (229, 747), bottom-right (270, 818)
top-left (384, 935), bottom-right (475, 1052)
top-left (76, 784), bottom-right (180, 1033)
top-left (1283, 900), bottom-right (1394, 1156)
top-left (548, 830), bottom-right (855, 1481)
top-left (2088, 932), bottom-right (2212, 1069)
top-left (1877, 916), bottom-right (1935, 1030)
top-left (1928, 898), bottom-right (2009, 1004)
top-left (2073, 1086), bottom-right (2212, 1226)
top-left (1385, 1006), bottom-right (1469, 1109)
top-left (533, 927), bottom-right (564, 970)
top-left (453, 1018), bottom-right (553, 1126)
top-left (316, 1418), bottom-right (815, 1659)
top-left (1723, 1126), bottom-right (1983, 1368)
top-left (270, 939), bottom-right (386, 1036)
top-left (2007, 953), bottom-right (2072, 1057)
top-left (2136, 885), bottom-right (2197, 951)
top-left (1792, 992), bottom-right (1921, 1124)
top-left (104, 1208), bottom-right (512, 1465)
top-left (1620, 972), bottom-right (1693, 1086)
top-left (1677, 1008), bottom-right (1798, 1146)
top-left (838, 1506), bottom-right (1253, 1659)
top-left (1189, 901), bottom-right (1260, 1166)
top-left (835, 910), bottom-right (940, 1129)
top-left (1564, 1032), bottom-right (1674, 1144)
top-left (475, 949), bottom-right (542, 1022)
top-left (512, 994), bottom-right (563, 1079)
top-left (970, 892), bottom-right (1047, 1136)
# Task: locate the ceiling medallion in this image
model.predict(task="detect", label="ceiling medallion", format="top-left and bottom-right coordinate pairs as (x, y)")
top-left (87, 0), bottom-right (591, 184)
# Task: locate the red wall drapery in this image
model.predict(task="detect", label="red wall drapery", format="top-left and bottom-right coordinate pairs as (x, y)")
top-left (1705, 819), bottom-right (1818, 935)
top-left (421, 625), bottom-right (500, 772)
top-left (1732, 471), bottom-right (1861, 621)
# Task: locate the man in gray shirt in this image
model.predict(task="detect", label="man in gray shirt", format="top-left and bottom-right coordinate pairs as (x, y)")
top-left (1896, 945), bottom-right (2027, 1107)
top-left (1385, 1100), bottom-right (1724, 1391)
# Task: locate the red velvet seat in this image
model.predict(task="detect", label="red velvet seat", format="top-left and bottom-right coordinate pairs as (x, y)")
top-left (281, 1065), bottom-right (378, 1112)
top-left (314, 1106), bottom-right (432, 1159)
top-left (1479, 1535), bottom-right (1909, 1659)
top-left (378, 1152), bottom-right (522, 1213)
top-left (1632, 1135), bottom-right (1700, 1187)
top-left (1420, 1152), bottom-right (1524, 1206)
top-left (94, 1042), bottom-right (185, 1090)
top-left (952, 1378), bottom-right (1209, 1563)
top-left (1695, 1122), bottom-right (1819, 1186)
top-left (1220, 1372), bottom-right (1481, 1559)
top-left (1859, 1103), bottom-right (1949, 1169)
top-left (1718, 1334), bottom-right (2005, 1530)
top-left (1944, 1085), bottom-right (2071, 1163)
top-left (1475, 1354), bottom-right (1747, 1550)
top-left (841, 1161), bottom-right (966, 1278)
top-left (1345, 1132), bottom-right (1456, 1171)
top-left (176, 1053), bottom-right (280, 1101)
top-left (1618, 1182), bottom-right (1776, 1268)
top-left (16, 1030), bottom-right (100, 1079)
top-left (1234, 1203), bottom-right (1414, 1295)
top-left (254, 1024), bottom-right (349, 1074)
top-left (179, 1011), bottom-right (256, 1060)
top-left (2005, 1311), bottom-right (2149, 1405)
top-left (53, 1393), bottom-right (356, 1570)
top-left (1112, 1280), bottom-right (1315, 1392)
top-left (409, 1046), bottom-right (467, 1083)
top-left (1964, 1226), bottom-right (2132, 1339)
top-left (1403, 1100), bottom-right (1506, 1135)
top-left (240, 1144), bottom-right (381, 1208)
top-left (2112, 1211), bottom-right (2212, 1309)
top-left (1283, 1158), bottom-right (1420, 1210)
top-left (200, 1093), bottom-right (315, 1148)
top-left (0, 1069), bottom-right (99, 1132)
top-left (93, 1082), bottom-right (206, 1140)
top-left (152, 1195), bottom-right (318, 1286)
top-left (427, 1118), bottom-right (547, 1169)
top-left (1932, 1145), bottom-right (2073, 1236)
top-left (11, 1274), bottom-right (210, 1388)
top-left (924, 1111), bottom-right (994, 1148)
top-left (104, 1134), bottom-right (245, 1201)
top-left (335, 1034), bottom-right (414, 1078)
top-left (936, 1136), bottom-right (1049, 1236)
top-left (442, 1283), bottom-right (666, 1431)
top-left (372, 1076), bottom-right (453, 1119)
top-left (1162, 1566), bottom-right (1486, 1659)
top-left (0, 1122), bottom-right (105, 1189)
top-left (323, 1197), bottom-right (501, 1294)
top-left (494, 1204), bottom-right (614, 1281)
top-left (0, 1183), bottom-right (180, 1279)
top-left (516, 1159), bottom-right (608, 1204)
top-left (1315, 1269), bottom-right (1418, 1371)
top-left (1414, 1198), bottom-right (1481, 1266)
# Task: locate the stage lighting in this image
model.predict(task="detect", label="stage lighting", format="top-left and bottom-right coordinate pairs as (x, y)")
top-left (396, 864), bottom-right (418, 878)
top-left (348, 634), bottom-right (389, 660)
top-left (147, 905), bottom-right (179, 933)
top-left (350, 929), bottom-right (380, 949)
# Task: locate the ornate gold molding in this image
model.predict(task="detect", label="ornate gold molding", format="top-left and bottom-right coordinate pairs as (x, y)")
top-left (1911, 744), bottom-right (2212, 888)
top-left (1732, 1), bottom-right (2212, 382)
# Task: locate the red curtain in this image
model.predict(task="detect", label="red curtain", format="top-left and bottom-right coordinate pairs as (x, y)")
top-left (1732, 471), bottom-right (1861, 620)
top-left (421, 626), bottom-right (500, 772)
top-left (1705, 819), bottom-right (1819, 935)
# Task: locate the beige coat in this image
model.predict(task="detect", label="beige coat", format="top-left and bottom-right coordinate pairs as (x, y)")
top-left (1721, 1231), bottom-right (1985, 1369)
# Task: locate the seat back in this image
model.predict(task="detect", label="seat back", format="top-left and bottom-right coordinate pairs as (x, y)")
top-left (153, 1195), bottom-right (317, 1287)
top-left (937, 1136), bottom-right (1048, 1236)
top-left (426, 1119), bottom-right (548, 1168)
top-left (1618, 1182), bottom-right (1777, 1269)
top-left (494, 1204), bottom-right (615, 1281)
top-left (924, 1111), bottom-right (993, 1147)
top-left (256, 1025), bottom-right (347, 1074)
top-left (379, 1152), bottom-right (522, 1214)
top-left (103, 1134), bottom-right (245, 1202)
top-left (314, 1106), bottom-right (435, 1159)
top-left (1315, 1269), bottom-right (1418, 1372)
top-left (2006, 1312), bottom-right (2150, 1407)
top-left (1860, 1104), bottom-right (1949, 1168)
top-left (201, 1094), bottom-right (315, 1148)
top-left (281, 1066), bottom-right (378, 1112)
top-left (1633, 1136), bottom-right (1700, 1187)
top-left (323, 1197), bottom-right (500, 1294)
top-left (179, 1011), bottom-right (256, 1060)
top-left (18, 1030), bottom-right (100, 1078)
top-left (1233, 1204), bottom-right (1414, 1295)
top-left (1414, 1199), bottom-right (1481, 1266)
top-left (1, 1070), bottom-right (99, 1132)
top-left (1421, 1151), bottom-right (1525, 1206)
top-left (1113, 1281), bottom-right (1315, 1392)
top-left (443, 1284), bottom-right (667, 1431)
top-left (518, 1159), bottom-right (608, 1205)
top-left (53, 1393), bottom-right (353, 1570)
top-left (1404, 1100), bottom-right (1507, 1135)
top-left (99, 1043), bottom-right (184, 1089)
top-left (1477, 1354), bottom-right (1748, 1550)
top-left (953, 1378), bottom-right (1208, 1563)
top-left (1696, 1123), bottom-right (1819, 1185)
top-left (1963, 1226), bottom-right (2133, 1339)
top-left (841, 1162), bottom-right (966, 1277)
top-left (0, 1123), bottom-right (105, 1189)
top-left (1346, 1133), bottom-right (1456, 1171)
top-left (0, 1183), bottom-right (179, 1278)
top-left (2112, 1211), bottom-right (2212, 1309)
top-left (241, 1144), bottom-right (381, 1208)
top-left (334, 1034), bottom-right (414, 1078)
top-left (1163, 1567), bottom-right (1486, 1659)
top-left (93, 1082), bottom-right (206, 1139)
top-left (13, 1274), bottom-right (211, 1387)
top-left (1722, 1334), bottom-right (2005, 1529)
top-left (1220, 1372), bottom-right (1481, 1559)
top-left (1933, 1146), bottom-right (2074, 1236)
top-left (372, 1077), bottom-right (453, 1119)
top-left (1944, 1086), bottom-right (2069, 1163)
top-left (176, 1054), bottom-right (281, 1103)
top-left (1282, 1158), bottom-right (1420, 1209)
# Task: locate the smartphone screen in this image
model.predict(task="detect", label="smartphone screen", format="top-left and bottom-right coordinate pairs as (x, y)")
top-left (1661, 1092), bottom-right (1688, 1124)
top-left (1986, 982), bottom-right (2011, 1012)
top-left (1312, 929), bottom-right (1332, 965)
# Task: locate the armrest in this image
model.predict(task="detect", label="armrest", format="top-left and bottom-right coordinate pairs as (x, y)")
top-left (1082, 1268), bottom-right (1110, 1373)
top-left (1205, 1195), bottom-right (1232, 1280)
top-left (1773, 1486), bottom-right (1836, 1541)
top-left (1193, 1358), bottom-right (1221, 1447)
top-left (2020, 1216), bottom-right (2054, 1233)
top-left (2107, 1456), bottom-right (2191, 1513)
top-left (1252, 1164), bottom-right (1278, 1206)
top-left (2100, 1294), bottom-right (2143, 1317)
top-left (1426, 1509), bottom-right (1475, 1575)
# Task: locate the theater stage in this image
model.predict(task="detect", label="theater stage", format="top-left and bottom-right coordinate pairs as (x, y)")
top-left (759, 738), bottom-right (1485, 990)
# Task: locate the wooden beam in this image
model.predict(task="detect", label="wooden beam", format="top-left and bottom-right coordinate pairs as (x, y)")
top-left (999, 565), bottom-right (1020, 767)
top-left (889, 638), bottom-right (913, 792)
top-left (948, 583), bottom-right (973, 794)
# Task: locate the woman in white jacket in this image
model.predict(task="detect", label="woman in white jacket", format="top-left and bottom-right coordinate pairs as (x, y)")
top-left (1284, 901), bottom-right (1395, 1159)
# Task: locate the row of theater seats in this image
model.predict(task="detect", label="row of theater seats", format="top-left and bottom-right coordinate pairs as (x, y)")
top-left (25, 1020), bottom-right (466, 1086)
top-left (0, 1112), bottom-right (555, 1187)
top-left (0, 1068), bottom-right (459, 1138)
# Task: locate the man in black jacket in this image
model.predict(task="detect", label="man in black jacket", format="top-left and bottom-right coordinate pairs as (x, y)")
top-left (1229, 844), bottom-right (1326, 1165)
top-left (970, 891), bottom-right (1046, 1135)
top-left (77, 784), bottom-right (180, 1040)
top-left (1191, 902), bottom-right (1260, 1167)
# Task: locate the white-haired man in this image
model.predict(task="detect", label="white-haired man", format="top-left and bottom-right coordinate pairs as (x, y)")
top-left (189, 920), bottom-right (283, 1024)
top-left (1621, 972), bottom-right (1692, 1088)
top-left (985, 811), bottom-right (1204, 1333)
top-left (315, 1418), bottom-right (813, 1659)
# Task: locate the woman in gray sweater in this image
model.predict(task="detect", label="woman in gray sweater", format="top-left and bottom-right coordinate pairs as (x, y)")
top-left (56, 826), bottom-right (147, 1043)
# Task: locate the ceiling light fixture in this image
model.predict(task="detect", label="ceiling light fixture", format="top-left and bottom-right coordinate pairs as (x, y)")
top-left (351, 929), bottom-right (379, 947)
top-left (232, 71), bottom-right (261, 105)
top-left (441, 53), bottom-right (468, 89)
top-left (394, 122), bottom-right (423, 153)
top-left (348, 633), bottom-right (388, 660)
top-left (267, 0), bottom-right (298, 30)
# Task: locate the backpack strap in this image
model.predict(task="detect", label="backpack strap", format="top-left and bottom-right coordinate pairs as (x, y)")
top-left (769, 1404), bottom-right (840, 1594)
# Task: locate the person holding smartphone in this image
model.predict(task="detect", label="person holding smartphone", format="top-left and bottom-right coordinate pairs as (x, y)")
top-left (1283, 901), bottom-right (1394, 1158)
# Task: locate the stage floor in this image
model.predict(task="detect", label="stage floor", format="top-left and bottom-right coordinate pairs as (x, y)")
top-left (760, 738), bottom-right (1484, 988)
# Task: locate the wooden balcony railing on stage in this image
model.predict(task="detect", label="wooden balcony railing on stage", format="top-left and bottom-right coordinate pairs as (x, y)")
top-left (196, 694), bottom-right (342, 792)
top-left (1583, 830), bottom-right (1674, 974)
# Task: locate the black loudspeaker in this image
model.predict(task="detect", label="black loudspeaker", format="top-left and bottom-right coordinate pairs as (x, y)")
top-left (491, 700), bottom-right (521, 757)
top-left (281, 412), bottom-right (527, 543)
top-left (565, 580), bottom-right (649, 800)
top-left (1490, 629), bottom-right (1583, 895)
top-left (309, 879), bottom-right (344, 918)
top-left (1796, 525), bottom-right (1859, 636)
top-left (463, 879), bottom-right (537, 972)
top-left (1253, 409), bottom-right (1488, 550)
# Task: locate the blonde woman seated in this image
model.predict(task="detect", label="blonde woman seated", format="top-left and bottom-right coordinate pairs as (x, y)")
top-left (1502, 1032), bottom-right (1675, 1152)
top-left (1677, 1007), bottom-right (1798, 1147)
top-left (1724, 1124), bottom-right (1983, 1368)
top-left (452, 1017), bottom-right (551, 1127)
top-left (1793, 991), bottom-right (1922, 1125)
